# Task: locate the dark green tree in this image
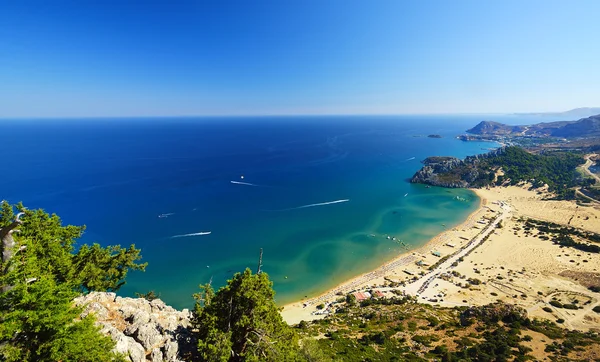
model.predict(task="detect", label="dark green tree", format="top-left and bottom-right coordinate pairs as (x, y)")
top-left (193, 268), bottom-right (303, 361)
top-left (0, 277), bottom-right (124, 361)
top-left (0, 201), bottom-right (145, 361)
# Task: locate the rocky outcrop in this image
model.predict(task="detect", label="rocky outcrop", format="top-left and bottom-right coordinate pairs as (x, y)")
top-left (410, 156), bottom-right (469, 188)
top-left (74, 292), bottom-right (196, 362)
top-left (410, 147), bottom-right (506, 188)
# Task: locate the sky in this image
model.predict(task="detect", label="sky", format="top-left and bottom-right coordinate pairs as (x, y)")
top-left (1, 0), bottom-right (599, 117)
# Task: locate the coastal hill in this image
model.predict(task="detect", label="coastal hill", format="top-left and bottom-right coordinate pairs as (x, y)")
top-left (466, 114), bottom-right (600, 138)
top-left (410, 146), bottom-right (589, 198)
top-left (466, 121), bottom-right (526, 136)
top-left (553, 114), bottom-right (600, 138)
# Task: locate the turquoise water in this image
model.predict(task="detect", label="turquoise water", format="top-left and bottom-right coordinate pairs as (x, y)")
top-left (1, 115), bottom-right (502, 308)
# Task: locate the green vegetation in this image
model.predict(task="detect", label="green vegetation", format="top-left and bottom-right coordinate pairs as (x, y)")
top-left (1, 201), bottom-right (145, 361)
top-left (192, 268), bottom-right (303, 361)
top-left (417, 146), bottom-right (590, 199)
top-left (135, 290), bottom-right (160, 301)
top-left (297, 300), bottom-right (600, 361)
top-left (484, 147), bottom-right (586, 194)
top-left (524, 218), bottom-right (600, 253)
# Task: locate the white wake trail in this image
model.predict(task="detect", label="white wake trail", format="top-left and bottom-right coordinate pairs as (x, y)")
top-left (406, 157), bottom-right (416, 161)
top-left (230, 181), bottom-right (260, 187)
top-left (283, 199), bottom-right (350, 211)
top-left (170, 231), bottom-right (212, 238)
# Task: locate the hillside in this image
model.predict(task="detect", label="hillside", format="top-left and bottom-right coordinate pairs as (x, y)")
top-left (552, 115), bottom-right (600, 138)
top-left (466, 121), bottom-right (525, 135)
top-left (297, 298), bottom-right (600, 361)
top-left (466, 114), bottom-right (600, 139)
top-left (411, 146), bottom-right (587, 198)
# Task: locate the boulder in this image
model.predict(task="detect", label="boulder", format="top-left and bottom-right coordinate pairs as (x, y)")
top-left (75, 292), bottom-right (196, 361)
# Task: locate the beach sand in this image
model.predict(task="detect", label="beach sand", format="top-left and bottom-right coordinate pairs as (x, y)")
top-left (282, 185), bottom-right (600, 331)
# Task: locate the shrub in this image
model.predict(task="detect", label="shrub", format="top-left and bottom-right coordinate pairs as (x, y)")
top-left (542, 307), bottom-right (553, 313)
top-left (549, 300), bottom-right (563, 308)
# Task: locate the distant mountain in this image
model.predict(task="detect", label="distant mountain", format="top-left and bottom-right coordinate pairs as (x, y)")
top-left (552, 114), bottom-right (600, 138)
top-left (514, 107), bottom-right (600, 118)
top-left (466, 121), bottom-right (525, 135)
top-left (467, 114), bottom-right (600, 138)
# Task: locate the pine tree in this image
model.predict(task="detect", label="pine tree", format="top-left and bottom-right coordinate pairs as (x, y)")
top-left (0, 201), bottom-right (145, 361)
top-left (193, 268), bottom-right (303, 361)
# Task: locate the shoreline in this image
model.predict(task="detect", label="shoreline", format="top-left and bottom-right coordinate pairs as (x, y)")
top-left (281, 188), bottom-right (489, 323)
top-left (283, 184), bottom-right (600, 331)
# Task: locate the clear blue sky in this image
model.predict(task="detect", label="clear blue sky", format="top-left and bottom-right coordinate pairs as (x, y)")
top-left (1, 0), bottom-right (599, 117)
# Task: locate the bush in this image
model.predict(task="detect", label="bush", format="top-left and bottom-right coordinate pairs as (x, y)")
top-left (542, 307), bottom-right (553, 313)
top-left (592, 306), bottom-right (600, 313)
top-left (467, 278), bottom-right (482, 285)
top-left (549, 300), bottom-right (563, 308)
top-left (556, 319), bottom-right (565, 324)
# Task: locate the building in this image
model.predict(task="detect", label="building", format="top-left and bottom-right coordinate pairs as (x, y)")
top-left (352, 291), bottom-right (372, 302)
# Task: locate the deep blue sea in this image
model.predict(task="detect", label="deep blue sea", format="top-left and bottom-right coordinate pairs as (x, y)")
top-left (1, 115), bottom-right (550, 308)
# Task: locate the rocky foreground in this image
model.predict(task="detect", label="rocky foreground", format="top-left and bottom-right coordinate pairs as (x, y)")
top-left (74, 292), bottom-right (196, 362)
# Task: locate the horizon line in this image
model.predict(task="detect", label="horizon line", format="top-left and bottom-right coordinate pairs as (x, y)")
top-left (1, 109), bottom-right (597, 120)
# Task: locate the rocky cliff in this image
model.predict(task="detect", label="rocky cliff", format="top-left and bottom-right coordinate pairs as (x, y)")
top-left (74, 292), bottom-right (196, 362)
top-left (410, 147), bottom-right (506, 188)
top-left (410, 156), bottom-right (470, 188)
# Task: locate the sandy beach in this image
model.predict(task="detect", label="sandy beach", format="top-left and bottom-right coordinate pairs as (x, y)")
top-left (282, 185), bottom-right (600, 331)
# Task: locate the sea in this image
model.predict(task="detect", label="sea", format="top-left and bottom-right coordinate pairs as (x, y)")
top-left (0, 114), bottom-right (560, 309)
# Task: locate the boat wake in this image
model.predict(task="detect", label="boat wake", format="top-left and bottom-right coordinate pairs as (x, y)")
top-left (279, 199), bottom-right (349, 211)
top-left (170, 231), bottom-right (212, 238)
top-left (405, 157), bottom-right (416, 161)
top-left (230, 181), bottom-right (260, 187)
